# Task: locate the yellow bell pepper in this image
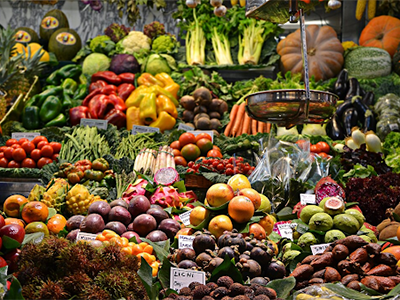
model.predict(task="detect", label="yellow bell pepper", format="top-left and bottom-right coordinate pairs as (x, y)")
top-left (139, 92), bottom-right (158, 124)
top-left (150, 111), bottom-right (176, 133)
top-left (125, 85), bottom-right (148, 108)
top-left (137, 73), bottom-right (164, 87)
top-left (147, 85), bottom-right (179, 106)
top-left (156, 95), bottom-right (178, 119)
top-left (155, 73), bottom-right (180, 100)
top-left (126, 106), bottom-right (144, 130)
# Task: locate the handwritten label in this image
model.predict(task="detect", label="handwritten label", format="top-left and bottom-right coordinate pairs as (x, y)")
top-left (300, 194), bottom-right (316, 205)
top-left (11, 132), bottom-right (40, 141)
top-left (277, 223), bottom-right (295, 240)
top-left (170, 267), bottom-right (206, 292)
top-left (188, 131), bottom-right (214, 142)
top-left (311, 243), bottom-right (331, 255)
top-left (178, 123), bottom-right (194, 132)
top-left (132, 125), bottom-right (160, 135)
top-left (76, 232), bottom-right (97, 242)
top-left (179, 210), bottom-right (192, 226)
top-left (178, 235), bottom-right (195, 250)
top-left (80, 118), bottom-right (108, 130)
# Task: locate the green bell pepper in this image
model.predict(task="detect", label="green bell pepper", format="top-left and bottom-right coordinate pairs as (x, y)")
top-left (62, 90), bottom-right (73, 110)
top-left (22, 106), bottom-right (40, 130)
top-left (43, 85), bottom-right (57, 91)
top-left (37, 86), bottom-right (63, 107)
top-left (46, 64), bottom-right (82, 86)
top-left (25, 94), bottom-right (40, 108)
top-left (103, 174), bottom-right (115, 187)
top-left (79, 73), bottom-right (88, 85)
top-left (39, 95), bottom-right (62, 122)
top-left (73, 84), bottom-right (87, 100)
top-left (45, 113), bottom-right (66, 127)
top-left (61, 78), bottom-right (78, 95)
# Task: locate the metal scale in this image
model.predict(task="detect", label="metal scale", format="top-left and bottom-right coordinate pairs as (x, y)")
top-left (244, 0), bottom-right (338, 128)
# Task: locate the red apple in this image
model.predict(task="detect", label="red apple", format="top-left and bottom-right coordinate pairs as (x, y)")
top-left (0, 216), bottom-right (5, 230)
top-left (0, 224), bottom-right (25, 244)
top-left (3, 249), bottom-right (20, 272)
top-left (0, 257), bottom-right (7, 268)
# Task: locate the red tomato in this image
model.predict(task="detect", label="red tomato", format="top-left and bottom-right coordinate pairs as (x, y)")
top-left (8, 160), bottom-right (20, 168)
top-left (49, 142), bottom-right (62, 153)
top-left (40, 145), bottom-right (54, 158)
top-left (52, 153), bottom-right (59, 161)
top-left (170, 141), bottom-right (181, 150)
top-left (37, 141), bottom-right (48, 150)
top-left (0, 158), bottom-right (8, 168)
top-left (0, 146), bottom-right (7, 153)
top-left (207, 149), bottom-right (223, 158)
top-left (32, 136), bottom-right (48, 146)
top-left (12, 148), bottom-right (26, 162)
top-left (5, 139), bottom-right (18, 147)
top-left (11, 144), bottom-right (21, 149)
top-left (179, 133), bottom-right (197, 148)
top-left (3, 147), bottom-right (13, 160)
top-left (310, 144), bottom-right (322, 153)
top-left (296, 139), bottom-right (308, 150)
top-left (316, 141), bottom-right (330, 154)
top-left (195, 133), bottom-right (213, 143)
top-left (21, 141), bottom-right (35, 154)
top-left (318, 152), bottom-right (329, 159)
top-left (37, 157), bottom-right (52, 169)
top-left (212, 145), bottom-right (221, 152)
top-left (30, 149), bottom-right (41, 161)
top-left (18, 138), bottom-right (29, 145)
top-left (21, 158), bottom-right (36, 168)
top-left (0, 153), bottom-right (3, 159)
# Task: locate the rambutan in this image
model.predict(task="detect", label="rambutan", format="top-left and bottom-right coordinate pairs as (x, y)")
top-left (95, 270), bottom-right (130, 299)
top-left (81, 284), bottom-right (112, 300)
top-left (37, 279), bottom-right (68, 300)
top-left (61, 272), bottom-right (92, 297)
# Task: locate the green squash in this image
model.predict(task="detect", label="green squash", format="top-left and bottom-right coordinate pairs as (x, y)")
top-left (48, 28), bottom-right (81, 61)
top-left (39, 9), bottom-right (69, 42)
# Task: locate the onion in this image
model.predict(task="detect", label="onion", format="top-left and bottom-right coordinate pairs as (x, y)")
top-left (345, 137), bottom-right (359, 150)
top-left (214, 5), bottom-right (227, 17)
top-left (186, 0), bottom-right (198, 8)
top-left (365, 131), bottom-right (382, 153)
top-left (210, 0), bottom-right (222, 7)
top-left (351, 127), bottom-right (366, 146)
top-left (333, 143), bottom-right (345, 153)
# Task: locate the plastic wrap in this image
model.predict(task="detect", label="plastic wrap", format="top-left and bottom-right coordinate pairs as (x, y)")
top-left (293, 285), bottom-right (349, 300)
top-left (375, 93), bottom-right (400, 140)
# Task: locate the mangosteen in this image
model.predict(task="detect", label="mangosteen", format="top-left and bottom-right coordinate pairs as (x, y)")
top-left (176, 248), bottom-right (196, 263)
top-left (250, 246), bottom-right (273, 267)
top-left (265, 260), bottom-right (286, 279)
top-left (204, 257), bottom-right (223, 272)
top-left (195, 252), bottom-right (212, 267)
top-left (193, 233), bottom-right (216, 255)
top-left (240, 259), bottom-right (262, 279)
top-left (177, 260), bottom-right (198, 269)
top-left (250, 277), bottom-right (269, 286)
top-left (218, 246), bottom-right (236, 260)
top-left (218, 231), bottom-right (246, 253)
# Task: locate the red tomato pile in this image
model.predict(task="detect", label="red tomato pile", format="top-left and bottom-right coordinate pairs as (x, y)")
top-left (296, 140), bottom-right (332, 160)
top-left (187, 156), bottom-right (255, 176)
top-left (0, 136), bottom-right (61, 169)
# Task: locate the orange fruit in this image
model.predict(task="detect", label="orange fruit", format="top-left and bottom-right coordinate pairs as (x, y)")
top-left (228, 196), bottom-right (254, 223)
top-left (208, 215), bottom-right (233, 238)
top-left (238, 188), bottom-right (262, 210)
top-left (4, 218), bottom-right (25, 228)
top-left (206, 183), bottom-right (234, 207)
top-left (382, 246), bottom-right (400, 261)
top-left (176, 228), bottom-right (195, 237)
top-left (21, 201), bottom-right (49, 224)
top-left (47, 214), bottom-right (67, 234)
top-left (397, 225), bottom-right (400, 241)
top-left (190, 206), bottom-right (210, 226)
top-left (259, 214), bottom-right (275, 235)
top-left (3, 195), bottom-right (28, 217)
top-left (249, 223), bottom-right (266, 240)
top-left (25, 221), bottom-right (49, 236)
top-left (227, 174), bottom-right (251, 192)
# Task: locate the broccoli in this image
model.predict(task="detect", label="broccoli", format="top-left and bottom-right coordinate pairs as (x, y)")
top-left (151, 35), bottom-right (179, 53)
top-left (89, 35), bottom-right (115, 54)
top-left (143, 21), bottom-right (166, 40)
top-left (104, 23), bottom-right (130, 43)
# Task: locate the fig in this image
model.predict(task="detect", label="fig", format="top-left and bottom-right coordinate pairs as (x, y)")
top-left (88, 201), bottom-right (111, 220)
top-left (218, 246), bottom-right (236, 260)
top-left (128, 195), bottom-right (151, 219)
top-left (177, 259), bottom-right (198, 269)
top-left (66, 229), bottom-right (80, 241)
top-left (131, 214), bottom-right (157, 237)
top-left (66, 215), bottom-right (85, 231)
top-left (121, 231), bottom-right (141, 242)
top-left (146, 207), bottom-right (169, 225)
top-left (146, 230), bottom-right (168, 242)
top-left (180, 95), bottom-right (196, 111)
top-left (250, 277), bottom-right (269, 286)
top-left (196, 253), bottom-right (212, 267)
top-left (158, 219), bottom-right (181, 239)
top-left (80, 214), bottom-right (105, 234)
top-left (104, 221), bottom-right (127, 235)
top-left (193, 233), bottom-right (216, 255)
top-left (108, 206), bottom-right (132, 226)
top-left (176, 248), bottom-right (196, 263)
top-left (110, 199), bottom-right (129, 210)
top-left (265, 260), bottom-right (286, 279)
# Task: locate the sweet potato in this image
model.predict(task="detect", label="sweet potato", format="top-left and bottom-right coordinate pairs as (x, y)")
top-left (310, 252), bottom-right (334, 271)
top-left (289, 264), bottom-right (314, 281)
top-left (361, 259), bottom-right (375, 273)
top-left (332, 244), bottom-right (349, 261)
top-left (347, 281), bottom-right (361, 291)
top-left (334, 235), bottom-right (368, 251)
top-left (377, 252), bottom-right (397, 267)
top-left (341, 274), bottom-right (359, 286)
top-left (366, 264), bottom-right (396, 276)
top-left (388, 276), bottom-right (400, 285)
top-left (301, 255), bottom-right (320, 265)
top-left (309, 278), bottom-right (324, 285)
top-left (311, 269), bottom-right (326, 279)
top-left (349, 248), bottom-right (368, 264)
top-left (361, 276), bottom-right (396, 293)
top-left (324, 267), bottom-right (342, 282)
top-left (364, 243), bottom-right (381, 256)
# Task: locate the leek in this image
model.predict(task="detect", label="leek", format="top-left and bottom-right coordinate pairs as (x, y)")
top-left (186, 9), bottom-right (206, 65)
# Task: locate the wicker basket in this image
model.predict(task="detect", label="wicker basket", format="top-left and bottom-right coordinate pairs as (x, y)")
top-left (184, 174), bottom-right (213, 189)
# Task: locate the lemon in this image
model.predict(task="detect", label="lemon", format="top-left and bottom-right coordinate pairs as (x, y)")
top-left (27, 42), bottom-right (49, 61)
top-left (11, 43), bottom-right (26, 57)
top-left (258, 194), bottom-right (271, 213)
top-left (227, 174), bottom-right (251, 192)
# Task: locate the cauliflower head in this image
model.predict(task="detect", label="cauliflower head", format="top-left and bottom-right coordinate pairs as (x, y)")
top-left (152, 35), bottom-right (179, 53)
top-left (117, 31), bottom-right (151, 54)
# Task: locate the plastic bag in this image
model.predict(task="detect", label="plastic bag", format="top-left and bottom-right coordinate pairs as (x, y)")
top-left (293, 285), bottom-right (349, 300)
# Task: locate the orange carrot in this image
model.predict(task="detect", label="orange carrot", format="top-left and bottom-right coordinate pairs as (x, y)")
top-left (251, 119), bottom-right (258, 135)
top-left (242, 113), bottom-right (251, 135)
top-left (224, 104), bottom-right (239, 136)
top-left (231, 103), bottom-right (246, 136)
top-left (265, 122), bottom-right (272, 133)
top-left (257, 121), bottom-right (263, 133)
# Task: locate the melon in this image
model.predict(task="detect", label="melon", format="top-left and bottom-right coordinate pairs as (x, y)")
top-left (344, 47), bottom-right (392, 79)
top-left (14, 27), bottom-right (39, 45)
top-left (48, 28), bottom-right (81, 61)
top-left (40, 9), bottom-right (69, 42)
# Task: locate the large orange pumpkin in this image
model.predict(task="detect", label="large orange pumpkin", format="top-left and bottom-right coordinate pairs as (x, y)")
top-left (359, 15), bottom-right (400, 58)
top-left (277, 25), bottom-right (344, 82)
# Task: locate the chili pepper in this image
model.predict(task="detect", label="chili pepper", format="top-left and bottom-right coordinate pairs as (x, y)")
top-left (137, 73), bottom-right (164, 87)
top-left (79, 73), bottom-right (88, 85)
top-left (84, 169), bottom-right (105, 181)
top-left (126, 106), bottom-right (144, 130)
top-left (118, 73), bottom-right (135, 84)
top-left (69, 106), bottom-right (89, 126)
top-left (62, 91), bottom-right (73, 110)
top-left (156, 94), bottom-right (178, 118)
top-left (37, 86), bottom-right (63, 107)
top-left (88, 95), bottom-right (115, 119)
top-left (22, 106), bottom-right (40, 130)
top-left (104, 109), bottom-right (126, 128)
top-left (73, 84), bottom-right (87, 100)
top-left (92, 158), bottom-right (109, 172)
top-left (149, 111), bottom-right (176, 133)
top-left (46, 64), bottom-right (76, 85)
top-left (108, 94), bottom-right (127, 111)
top-left (45, 113), bottom-right (66, 127)
top-left (103, 174), bottom-right (116, 187)
top-left (89, 80), bottom-right (107, 93)
top-left (117, 83), bottom-right (135, 101)
top-left (125, 85), bottom-right (148, 108)
top-left (91, 71), bottom-right (121, 85)
top-left (39, 95), bottom-right (62, 122)
top-left (61, 78), bottom-right (78, 95)
top-left (139, 92), bottom-right (158, 124)
top-left (147, 85), bottom-right (179, 106)
top-left (75, 159), bottom-right (92, 171)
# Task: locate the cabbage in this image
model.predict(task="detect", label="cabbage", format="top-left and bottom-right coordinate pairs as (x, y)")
top-left (143, 53), bottom-right (177, 75)
top-left (82, 53), bottom-right (110, 77)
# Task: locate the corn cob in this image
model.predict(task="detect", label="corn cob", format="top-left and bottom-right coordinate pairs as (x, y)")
top-left (368, 0), bottom-right (376, 20)
top-left (356, 0), bottom-right (367, 20)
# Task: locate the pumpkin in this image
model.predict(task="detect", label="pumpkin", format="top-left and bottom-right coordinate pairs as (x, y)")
top-left (359, 15), bottom-right (400, 58)
top-left (277, 25), bottom-right (344, 82)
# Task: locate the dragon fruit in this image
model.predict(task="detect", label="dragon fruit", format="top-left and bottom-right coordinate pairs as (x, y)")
top-left (154, 167), bottom-right (179, 186)
top-left (292, 202), bottom-right (307, 219)
top-left (150, 186), bottom-right (196, 208)
top-left (122, 179), bottom-right (149, 203)
top-left (314, 176), bottom-right (345, 204)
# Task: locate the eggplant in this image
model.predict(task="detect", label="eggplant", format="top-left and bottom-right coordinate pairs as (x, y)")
top-left (364, 110), bottom-right (376, 132)
top-left (361, 91), bottom-right (375, 107)
top-left (333, 69), bottom-right (349, 99)
top-left (342, 107), bottom-right (359, 136)
top-left (352, 96), bottom-right (369, 122)
top-left (335, 101), bottom-right (354, 119)
top-left (345, 78), bottom-right (363, 101)
top-left (327, 113), bottom-right (345, 140)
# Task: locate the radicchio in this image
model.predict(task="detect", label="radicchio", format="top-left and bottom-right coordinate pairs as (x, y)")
top-left (121, 179), bottom-right (149, 204)
top-left (150, 186), bottom-right (197, 208)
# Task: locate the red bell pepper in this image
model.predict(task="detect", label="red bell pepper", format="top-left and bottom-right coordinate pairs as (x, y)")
top-left (101, 85), bottom-right (117, 95)
top-left (70, 106), bottom-right (89, 126)
top-left (82, 85), bottom-right (117, 106)
top-left (108, 94), bottom-right (127, 111)
top-left (91, 71), bottom-right (121, 85)
top-left (89, 80), bottom-right (107, 93)
top-left (88, 95), bottom-right (115, 119)
top-left (118, 73), bottom-right (135, 84)
top-left (105, 109), bottom-right (126, 128)
top-left (117, 83), bottom-right (135, 101)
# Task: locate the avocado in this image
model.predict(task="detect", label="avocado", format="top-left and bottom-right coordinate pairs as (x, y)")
top-left (48, 28), bottom-right (81, 61)
top-left (40, 9), bottom-right (69, 42)
top-left (14, 27), bottom-right (39, 45)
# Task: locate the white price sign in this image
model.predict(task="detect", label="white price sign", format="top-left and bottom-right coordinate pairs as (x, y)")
top-left (178, 235), bottom-right (195, 250)
top-left (178, 123), bottom-right (194, 132)
top-left (179, 210), bottom-right (192, 226)
top-left (170, 267), bottom-right (206, 292)
top-left (132, 125), bottom-right (160, 135)
top-left (188, 131), bottom-right (214, 142)
top-left (76, 232), bottom-right (97, 242)
top-left (80, 118), bottom-right (108, 130)
top-left (311, 243), bottom-right (331, 255)
top-left (300, 194), bottom-right (316, 205)
top-left (277, 223), bottom-right (295, 240)
top-left (11, 132), bottom-right (40, 141)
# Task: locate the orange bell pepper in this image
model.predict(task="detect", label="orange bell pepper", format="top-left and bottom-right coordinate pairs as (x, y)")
top-left (156, 95), bottom-right (178, 119)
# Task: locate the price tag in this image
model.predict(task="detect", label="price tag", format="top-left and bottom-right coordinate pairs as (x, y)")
top-left (76, 232), bottom-right (97, 242)
top-left (11, 132), bottom-right (40, 141)
top-left (277, 223), bottom-right (294, 240)
top-left (170, 267), bottom-right (206, 292)
top-left (188, 131), bottom-right (214, 142)
top-left (132, 125), bottom-right (160, 135)
top-left (80, 118), bottom-right (108, 130)
top-left (300, 194), bottom-right (316, 205)
top-left (311, 243), bottom-right (331, 255)
top-left (178, 123), bottom-right (194, 132)
top-left (178, 235), bottom-right (195, 250)
top-left (179, 210), bottom-right (192, 226)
